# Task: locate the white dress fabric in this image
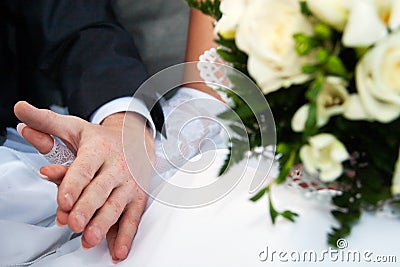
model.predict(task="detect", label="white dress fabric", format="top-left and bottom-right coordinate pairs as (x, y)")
top-left (0, 142), bottom-right (73, 267)
top-left (0, 88), bottom-right (399, 267)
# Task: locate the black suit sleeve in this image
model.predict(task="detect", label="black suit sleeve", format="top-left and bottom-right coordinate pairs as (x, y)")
top-left (4, 0), bottom-right (163, 128)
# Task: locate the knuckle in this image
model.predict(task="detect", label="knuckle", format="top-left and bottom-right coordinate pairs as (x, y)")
top-left (74, 163), bottom-right (95, 182)
top-left (116, 156), bottom-right (129, 174)
top-left (83, 225), bottom-right (104, 246)
top-left (121, 215), bottom-right (139, 231)
top-left (93, 179), bottom-right (112, 197)
top-left (135, 190), bottom-right (147, 203)
top-left (44, 109), bottom-right (57, 120)
top-left (106, 198), bottom-right (125, 215)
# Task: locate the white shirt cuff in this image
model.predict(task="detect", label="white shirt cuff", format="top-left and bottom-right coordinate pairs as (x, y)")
top-left (90, 97), bottom-right (156, 138)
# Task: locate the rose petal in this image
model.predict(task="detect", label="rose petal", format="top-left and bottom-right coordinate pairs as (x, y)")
top-left (320, 163), bottom-right (343, 182)
top-left (330, 141), bottom-right (349, 162)
top-left (356, 60), bottom-right (400, 122)
top-left (391, 147), bottom-right (400, 195)
top-left (343, 94), bottom-right (371, 120)
top-left (300, 145), bottom-right (318, 174)
top-left (343, 1), bottom-right (387, 47)
top-left (306, 0), bottom-right (350, 31)
top-left (389, 0), bottom-right (400, 30)
top-left (309, 133), bottom-right (335, 149)
top-left (291, 104), bottom-right (309, 132)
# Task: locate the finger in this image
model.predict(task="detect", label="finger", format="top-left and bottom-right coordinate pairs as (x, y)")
top-left (14, 101), bottom-right (83, 145)
top-left (56, 147), bottom-right (104, 212)
top-left (66, 171), bottom-right (118, 233)
top-left (40, 164), bottom-right (68, 185)
top-left (113, 193), bottom-right (147, 261)
top-left (55, 208), bottom-right (69, 226)
top-left (105, 224), bottom-right (119, 262)
top-left (81, 235), bottom-right (93, 250)
top-left (80, 185), bottom-right (130, 247)
top-left (17, 123), bottom-right (54, 154)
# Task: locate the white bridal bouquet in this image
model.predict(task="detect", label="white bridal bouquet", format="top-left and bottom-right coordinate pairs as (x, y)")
top-left (186, 0), bottom-right (400, 245)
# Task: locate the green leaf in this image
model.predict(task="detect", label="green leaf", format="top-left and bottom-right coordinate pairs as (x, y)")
top-left (218, 147), bottom-right (232, 176)
top-left (314, 23), bottom-right (332, 40)
top-left (217, 49), bottom-right (238, 63)
top-left (325, 55), bottom-right (348, 78)
top-left (281, 210), bottom-right (299, 222)
top-left (305, 75), bottom-right (324, 101)
top-left (301, 64), bottom-right (320, 74)
top-left (250, 186), bottom-right (270, 202)
top-left (316, 48), bottom-right (330, 63)
top-left (328, 188), bottom-right (362, 247)
top-left (268, 193), bottom-right (298, 224)
top-left (293, 33), bottom-right (318, 55)
top-left (304, 102), bottom-right (318, 136)
top-left (269, 194), bottom-right (279, 224)
top-left (299, 1), bottom-right (312, 16)
top-left (216, 38), bottom-right (238, 51)
top-left (218, 138), bottom-right (250, 176)
top-left (354, 47), bottom-right (369, 59)
top-left (275, 144), bottom-right (299, 184)
top-left (229, 124), bottom-right (248, 137)
top-left (185, 0), bottom-right (222, 20)
top-left (303, 75), bottom-right (324, 136)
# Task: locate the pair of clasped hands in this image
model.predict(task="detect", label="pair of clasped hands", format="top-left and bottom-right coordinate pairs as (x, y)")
top-left (14, 101), bottom-right (155, 263)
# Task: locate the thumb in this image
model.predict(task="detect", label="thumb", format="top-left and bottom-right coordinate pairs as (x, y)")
top-left (14, 101), bottom-right (84, 144)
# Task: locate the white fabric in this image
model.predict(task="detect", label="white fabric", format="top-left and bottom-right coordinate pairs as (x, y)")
top-left (90, 97), bottom-right (156, 138)
top-left (0, 135), bottom-right (73, 267)
top-left (0, 88), bottom-right (224, 266)
top-left (29, 150), bottom-right (400, 267)
top-left (1, 89), bottom-right (399, 267)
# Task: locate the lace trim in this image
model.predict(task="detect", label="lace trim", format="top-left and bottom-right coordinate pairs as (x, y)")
top-left (197, 47), bottom-right (233, 89)
top-left (42, 139), bottom-right (75, 166)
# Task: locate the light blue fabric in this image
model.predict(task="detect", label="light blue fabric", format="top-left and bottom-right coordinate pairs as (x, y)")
top-left (0, 133), bottom-right (73, 267)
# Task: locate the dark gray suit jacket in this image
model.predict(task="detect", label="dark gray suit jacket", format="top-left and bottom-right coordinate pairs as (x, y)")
top-left (0, 0), bottom-right (164, 134)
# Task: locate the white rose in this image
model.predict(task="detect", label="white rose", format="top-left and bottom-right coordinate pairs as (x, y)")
top-left (235, 0), bottom-right (315, 94)
top-left (306, 0), bottom-right (354, 31)
top-left (300, 133), bottom-right (349, 182)
top-left (355, 31), bottom-right (400, 123)
top-left (342, 94), bottom-right (371, 121)
top-left (343, 0), bottom-right (400, 46)
top-left (214, 0), bottom-right (247, 39)
top-left (391, 147), bottom-right (400, 195)
top-left (291, 77), bottom-right (350, 132)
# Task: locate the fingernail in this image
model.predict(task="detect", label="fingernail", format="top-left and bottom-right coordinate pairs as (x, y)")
top-left (119, 245), bottom-right (128, 258)
top-left (38, 171), bottom-right (48, 179)
top-left (16, 123), bottom-right (26, 136)
top-left (64, 193), bottom-right (74, 209)
top-left (112, 258), bottom-right (121, 264)
top-left (81, 243), bottom-right (91, 251)
top-left (55, 217), bottom-right (66, 227)
top-left (90, 226), bottom-right (102, 242)
top-left (81, 236), bottom-right (92, 250)
top-left (75, 213), bottom-right (87, 229)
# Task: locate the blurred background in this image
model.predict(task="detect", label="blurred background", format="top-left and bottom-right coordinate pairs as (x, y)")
top-left (114, 0), bottom-right (190, 75)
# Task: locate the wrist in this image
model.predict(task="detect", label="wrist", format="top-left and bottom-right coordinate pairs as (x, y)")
top-left (101, 112), bottom-right (154, 141)
top-left (101, 112), bottom-right (130, 128)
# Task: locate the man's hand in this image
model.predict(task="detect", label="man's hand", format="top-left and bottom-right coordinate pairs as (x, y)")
top-left (14, 101), bottom-right (155, 262)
